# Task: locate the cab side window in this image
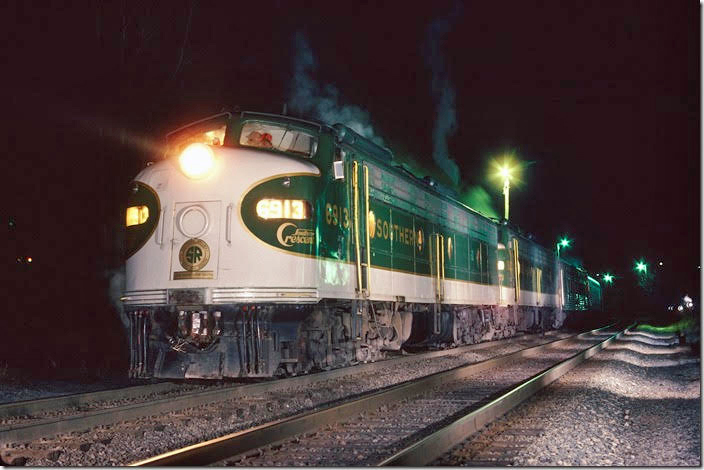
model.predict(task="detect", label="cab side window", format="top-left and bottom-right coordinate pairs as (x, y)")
top-left (239, 121), bottom-right (318, 157)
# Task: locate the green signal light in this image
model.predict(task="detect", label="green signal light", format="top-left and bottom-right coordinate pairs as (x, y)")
top-left (603, 273), bottom-right (614, 284)
top-left (558, 237), bottom-right (570, 248)
top-left (635, 260), bottom-right (647, 273)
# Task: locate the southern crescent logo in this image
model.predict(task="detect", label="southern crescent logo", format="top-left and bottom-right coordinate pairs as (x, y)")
top-left (276, 222), bottom-right (297, 247)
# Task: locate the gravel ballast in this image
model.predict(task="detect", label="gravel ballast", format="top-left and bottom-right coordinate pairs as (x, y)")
top-left (1, 332), bottom-right (572, 466)
top-left (435, 330), bottom-right (700, 466)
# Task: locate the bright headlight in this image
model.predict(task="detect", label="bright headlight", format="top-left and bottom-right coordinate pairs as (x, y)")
top-left (179, 143), bottom-right (216, 179)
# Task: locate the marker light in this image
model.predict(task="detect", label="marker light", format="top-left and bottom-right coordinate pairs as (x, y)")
top-left (179, 143), bottom-right (216, 179)
top-left (126, 205), bottom-right (149, 226)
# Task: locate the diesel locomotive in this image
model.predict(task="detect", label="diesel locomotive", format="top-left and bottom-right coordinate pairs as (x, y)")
top-left (122, 111), bottom-right (602, 379)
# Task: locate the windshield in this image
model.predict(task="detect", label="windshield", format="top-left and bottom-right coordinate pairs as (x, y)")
top-left (240, 121), bottom-right (318, 158)
top-left (166, 114), bottom-right (228, 155)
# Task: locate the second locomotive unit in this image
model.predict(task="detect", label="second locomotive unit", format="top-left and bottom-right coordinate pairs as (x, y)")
top-left (122, 111), bottom-right (601, 379)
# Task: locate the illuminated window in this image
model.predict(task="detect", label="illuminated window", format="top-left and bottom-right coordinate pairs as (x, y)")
top-left (172, 125), bottom-right (226, 151)
top-left (203, 126), bottom-right (226, 146)
top-left (368, 211), bottom-right (376, 238)
top-left (126, 205), bottom-right (149, 226)
top-left (165, 114), bottom-right (229, 158)
top-left (240, 122), bottom-right (318, 158)
top-left (256, 199), bottom-right (310, 220)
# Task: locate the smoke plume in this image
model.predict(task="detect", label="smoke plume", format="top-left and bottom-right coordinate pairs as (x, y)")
top-left (460, 186), bottom-right (499, 220)
top-left (288, 28), bottom-right (498, 220)
top-left (106, 267), bottom-right (129, 329)
top-left (423, 1), bottom-right (463, 187)
top-left (289, 31), bottom-right (384, 145)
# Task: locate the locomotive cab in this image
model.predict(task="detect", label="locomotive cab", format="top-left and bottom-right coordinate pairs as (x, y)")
top-left (124, 112), bottom-right (330, 378)
top-left (123, 111), bottom-right (405, 379)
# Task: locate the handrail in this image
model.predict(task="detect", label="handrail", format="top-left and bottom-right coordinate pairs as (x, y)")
top-left (225, 203), bottom-right (233, 245)
top-left (364, 164), bottom-right (371, 294)
top-left (352, 161), bottom-right (364, 294)
top-left (440, 234), bottom-right (445, 298)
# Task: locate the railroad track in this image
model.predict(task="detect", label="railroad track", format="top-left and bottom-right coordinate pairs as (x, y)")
top-left (130, 324), bottom-right (623, 466)
top-left (0, 330), bottom-right (564, 448)
top-left (430, 329), bottom-right (683, 466)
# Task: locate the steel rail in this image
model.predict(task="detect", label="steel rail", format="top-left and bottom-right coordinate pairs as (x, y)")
top-left (130, 324), bottom-right (615, 466)
top-left (622, 329), bottom-right (679, 344)
top-left (379, 324), bottom-right (633, 466)
top-left (0, 330), bottom-right (568, 446)
top-left (0, 382), bottom-right (179, 420)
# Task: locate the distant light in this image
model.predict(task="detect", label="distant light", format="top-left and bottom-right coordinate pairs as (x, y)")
top-left (635, 260), bottom-right (647, 273)
top-left (490, 157), bottom-right (521, 187)
top-left (603, 273), bottom-right (614, 284)
top-left (684, 295), bottom-right (693, 309)
top-left (677, 305), bottom-right (684, 312)
top-left (658, 261), bottom-right (663, 266)
top-left (27, 257), bottom-right (32, 263)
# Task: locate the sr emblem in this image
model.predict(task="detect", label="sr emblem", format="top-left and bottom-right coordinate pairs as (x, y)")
top-left (179, 238), bottom-right (210, 271)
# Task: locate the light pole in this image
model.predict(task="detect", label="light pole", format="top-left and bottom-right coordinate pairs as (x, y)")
top-left (556, 236), bottom-right (571, 321)
top-left (556, 237), bottom-right (570, 257)
top-left (600, 273), bottom-right (614, 312)
top-left (500, 166), bottom-right (511, 221)
top-left (491, 156), bottom-right (521, 223)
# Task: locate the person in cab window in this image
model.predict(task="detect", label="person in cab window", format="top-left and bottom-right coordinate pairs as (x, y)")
top-left (246, 130), bottom-right (273, 148)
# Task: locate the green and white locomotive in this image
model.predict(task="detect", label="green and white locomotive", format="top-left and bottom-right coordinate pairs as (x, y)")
top-left (122, 111), bottom-right (599, 379)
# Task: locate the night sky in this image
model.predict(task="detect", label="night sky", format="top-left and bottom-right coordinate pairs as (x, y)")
top-left (3, 2), bottom-right (700, 369)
